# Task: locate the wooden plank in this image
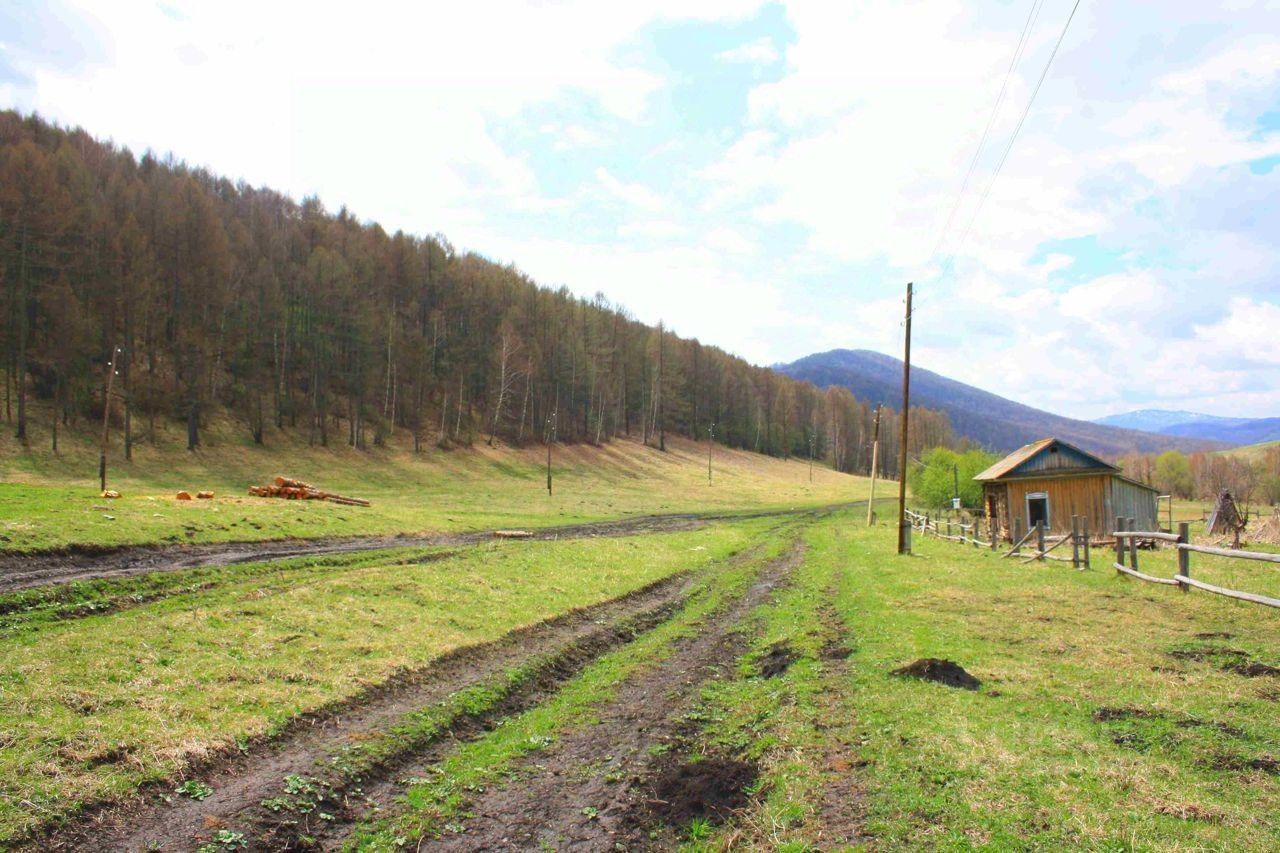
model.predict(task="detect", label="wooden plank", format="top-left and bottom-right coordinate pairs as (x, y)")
top-left (1002, 526), bottom-right (1036, 559)
top-left (1115, 530), bottom-right (1181, 542)
top-left (1180, 576), bottom-right (1280, 608)
top-left (1114, 563), bottom-right (1180, 586)
top-left (1181, 543), bottom-right (1280, 564)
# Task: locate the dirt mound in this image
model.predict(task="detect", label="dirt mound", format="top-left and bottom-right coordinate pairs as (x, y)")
top-left (891, 658), bottom-right (980, 690)
top-left (1194, 632), bottom-right (1234, 640)
top-left (1092, 706), bottom-right (1156, 723)
top-left (1167, 646), bottom-right (1279, 678)
top-left (1227, 661), bottom-right (1280, 678)
top-left (758, 642), bottom-right (797, 677)
top-left (647, 757), bottom-right (758, 825)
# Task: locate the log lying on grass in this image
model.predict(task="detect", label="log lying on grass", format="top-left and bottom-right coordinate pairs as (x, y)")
top-left (247, 476), bottom-right (371, 507)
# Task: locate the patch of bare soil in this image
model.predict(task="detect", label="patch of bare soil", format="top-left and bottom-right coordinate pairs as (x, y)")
top-left (644, 757), bottom-right (759, 825)
top-left (806, 600), bottom-right (868, 849)
top-left (375, 542), bottom-right (805, 852)
top-left (757, 641), bottom-right (797, 677)
top-left (0, 504), bottom-right (854, 596)
top-left (1167, 647), bottom-right (1280, 678)
top-left (891, 658), bottom-right (981, 690)
top-left (28, 568), bottom-right (702, 852)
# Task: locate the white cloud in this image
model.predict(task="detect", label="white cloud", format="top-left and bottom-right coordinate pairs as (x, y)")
top-left (715, 37), bottom-right (780, 65)
top-left (595, 167), bottom-right (667, 212)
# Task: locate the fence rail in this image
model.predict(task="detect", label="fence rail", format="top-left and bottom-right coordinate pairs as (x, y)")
top-left (902, 509), bottom-right (1278, 609)
top-left (904, 509), bottom-right (1092, 568)
top-left (1112, 518), bottom-right (1280, 609)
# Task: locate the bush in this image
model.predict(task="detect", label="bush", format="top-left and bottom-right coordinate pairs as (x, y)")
top-left (907, 447), bottom-right (998, 509)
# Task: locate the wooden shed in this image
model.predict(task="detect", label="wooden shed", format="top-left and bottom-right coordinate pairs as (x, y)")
top-left (975, 438), bottom-right (1159, 542)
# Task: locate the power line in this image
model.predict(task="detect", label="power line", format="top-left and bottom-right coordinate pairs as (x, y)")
top-left (914, 0), bottom-right (1084, 319)
top-left (924, 0), bottom-right (1047, 272)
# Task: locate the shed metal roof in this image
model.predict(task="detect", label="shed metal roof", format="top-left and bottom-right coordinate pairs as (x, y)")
top-left (973, 437), bottom-right (1119, 482)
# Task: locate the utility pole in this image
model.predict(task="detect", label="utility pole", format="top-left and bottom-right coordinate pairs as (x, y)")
top-left (545, 411), bottom-right (557, 496)
top-left (953, 463), bottom-right (960, 510)
top-left (809, 434), bottom-right (815, 483)
top-left (707, 422), bottom-right (715, 485)
top-left (866, 404), bottom-right (881, 526)
top-left (896, 282), bottom-right (913, 555)
top-left (99, 345), bottom-right (121, 494)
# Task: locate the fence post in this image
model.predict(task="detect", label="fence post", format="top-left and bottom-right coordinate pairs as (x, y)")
top-left (1115, 517), bottom-right (1125, 574)
top-left (1128, 517), bottom-right (1139, 572)
top-left (1036, 521), bottom-right (1046, 562)
top-left (946, 518), bottom-right (953, 539)
top-left (1177, 521), bottom-right (1190, 592)
top-left (1082, 518), bottom-right (1091, 569)
top-left (1013, 517), bottom-right (1024, 557)
top-left (1071, 516), bottom-right (1080, 568)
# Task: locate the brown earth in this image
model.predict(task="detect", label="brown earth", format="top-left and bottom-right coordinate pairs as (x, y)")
top-left (28, 563), bottom-right (708, 852)
top-left (343, 541), bottom-right (806, 852)
top-left (0, 504), bottom-right (859, 595)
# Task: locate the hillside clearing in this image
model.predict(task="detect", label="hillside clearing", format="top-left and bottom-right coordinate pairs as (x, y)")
top-left (0, 416), bottom-right (875, 554)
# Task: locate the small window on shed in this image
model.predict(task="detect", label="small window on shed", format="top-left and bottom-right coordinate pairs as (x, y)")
top-left (1027, 492), bottom-right (1050, 529)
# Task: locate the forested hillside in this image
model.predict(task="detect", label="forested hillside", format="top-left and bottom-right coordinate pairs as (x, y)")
top-left (0, 112), bottom-right (954, 477)
top-left (779, 349), bottom-right (1218, 456)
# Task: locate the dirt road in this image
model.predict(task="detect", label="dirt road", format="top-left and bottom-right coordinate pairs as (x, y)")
top-left (0, 503), bottom-right (868, 594)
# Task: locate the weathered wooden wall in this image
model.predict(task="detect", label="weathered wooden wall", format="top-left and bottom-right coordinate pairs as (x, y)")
top-left (985, 474), bottom-right (1159, 540)
top-left (1109, 477), bottom-right (1159, 532)
top-left (1006, 444), bottom-right (1111, 477)
top-left (1003, 475), bottom-right (1108, 537)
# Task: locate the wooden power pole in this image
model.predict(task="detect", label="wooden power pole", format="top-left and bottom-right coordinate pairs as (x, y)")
top-left (545, 412), bottom-right (556, 496)
top-left (707, 422), bottom-right (714, 485)
top-left (896, 283), bottom-right (913, 555)
top-left (98, 345), bottom-right (121, 494)
top-left (866, 404), bottom-right (881, 526)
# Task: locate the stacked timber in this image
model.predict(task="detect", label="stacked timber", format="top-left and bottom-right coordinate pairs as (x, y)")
top-left (248, 476), bottom-right (371, 507)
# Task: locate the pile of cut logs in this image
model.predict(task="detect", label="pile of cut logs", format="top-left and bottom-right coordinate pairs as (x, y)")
top-left (248, 476), bottom-right (371, 507)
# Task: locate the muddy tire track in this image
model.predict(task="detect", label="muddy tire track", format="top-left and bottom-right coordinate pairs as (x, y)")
top-left (0, 504), bottom-right (861, 595)
top-left (28, 564), bottom-right (716, 852)
top-left (344, 541), bottom-right (806, 852)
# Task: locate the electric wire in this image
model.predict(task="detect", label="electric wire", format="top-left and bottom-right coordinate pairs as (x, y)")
top-left (911, 0), bottom-right (1084, 320)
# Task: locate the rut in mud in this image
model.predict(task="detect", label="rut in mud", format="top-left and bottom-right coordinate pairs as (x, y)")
top-left (0, 504), bottom-right (861, 595)
top-left (30, 564), bottom-right (709, 853)
top-left (359, 541), bottom-right (807, 852)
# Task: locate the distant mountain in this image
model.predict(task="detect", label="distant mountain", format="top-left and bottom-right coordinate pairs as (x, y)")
top-left (1096, 409), bottom-right (1280, 445)
top-left (777, 349), bottom-right (1222, 457)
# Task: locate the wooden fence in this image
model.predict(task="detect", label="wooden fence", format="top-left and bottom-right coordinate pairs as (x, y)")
top-left (1113, 518), bottom-right (1280, 609)
top-left (904, 509), bottom-right (1092, 568)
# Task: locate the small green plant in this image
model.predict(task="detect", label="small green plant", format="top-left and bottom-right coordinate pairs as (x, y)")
top-left (196, 829), bottom-right (246, 852)
top-left (175, 779), bottom-right (214, 801)
top-left (581, 806), bottom-right (600, 821)
top-left (687, 816), bottom-right (713, 840)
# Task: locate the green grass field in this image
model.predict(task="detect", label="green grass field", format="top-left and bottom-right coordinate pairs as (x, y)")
top-left (3, 427), bottom-right (1277, 849)
top-left (336, 514), bottom-right (1280, 850)
top-left (0, 521), bottom-right (769, 841)
top-left (0, 409), bottom-right (876, 553)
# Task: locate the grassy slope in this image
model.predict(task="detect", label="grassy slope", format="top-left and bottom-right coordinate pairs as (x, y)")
top-left (0, 521), bottom-right (770, 842)
top-left (1218, 439), bottom-right (1279, 462)
top-left (0, 409), bottom-right (878, 553)
top-left (828, 519), bottom-right (1279, 849)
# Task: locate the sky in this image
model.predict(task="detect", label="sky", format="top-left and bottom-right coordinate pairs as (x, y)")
top-left (2, 0), bottom-right (1279, 421)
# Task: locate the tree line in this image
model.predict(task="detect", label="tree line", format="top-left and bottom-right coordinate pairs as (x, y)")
top-left (1118, 447), bottom-right (1280, 507)
top-left (0, 111), bottom-right (959, 478)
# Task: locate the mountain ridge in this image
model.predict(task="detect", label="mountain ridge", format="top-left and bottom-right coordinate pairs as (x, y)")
top-left (1095, 409), bottom-right (1280, 445)
top-left (778, 349), bottom-right (1224, 457)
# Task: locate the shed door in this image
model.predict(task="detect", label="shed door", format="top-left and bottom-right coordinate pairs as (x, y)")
top-left (1027, 492), bottom-right (1050, 530)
